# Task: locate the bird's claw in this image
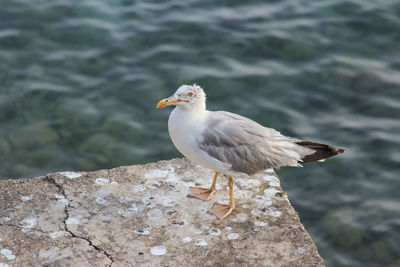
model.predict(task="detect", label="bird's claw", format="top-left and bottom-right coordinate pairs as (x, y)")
top-left (188, 187), bottom-right (217, 202)
top-left (209, 202), bottom-right (235, 220)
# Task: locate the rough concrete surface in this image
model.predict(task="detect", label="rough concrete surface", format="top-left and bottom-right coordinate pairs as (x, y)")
top-left (0, 158), bottom-right (325, 266)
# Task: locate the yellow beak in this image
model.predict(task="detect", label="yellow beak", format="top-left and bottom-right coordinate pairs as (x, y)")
top-left (156, 96), bottom-right (187, 108)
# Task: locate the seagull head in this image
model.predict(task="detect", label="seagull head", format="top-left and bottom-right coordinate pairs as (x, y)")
top-left (157, 84), bottom-right (206, 110)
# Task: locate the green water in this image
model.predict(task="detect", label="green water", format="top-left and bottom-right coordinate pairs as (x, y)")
top-left (1, 1), bottom-right (400, 266)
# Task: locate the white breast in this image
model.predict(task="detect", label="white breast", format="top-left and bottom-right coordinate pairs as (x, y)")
top-left (168, 108), bottom-right (231, 173)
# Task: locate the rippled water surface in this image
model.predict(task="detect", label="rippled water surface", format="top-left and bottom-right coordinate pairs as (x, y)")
top-left (1, 0), bottom-right (400, 266)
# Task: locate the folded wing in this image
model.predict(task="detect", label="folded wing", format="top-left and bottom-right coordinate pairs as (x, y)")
top-left (198, 111), bottom-right (313, 175)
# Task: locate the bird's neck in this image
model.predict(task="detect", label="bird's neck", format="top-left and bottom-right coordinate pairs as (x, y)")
top-left (196, 100), bottom-right (206, 112)
top-left (176, 103), bottom-right (206, 118)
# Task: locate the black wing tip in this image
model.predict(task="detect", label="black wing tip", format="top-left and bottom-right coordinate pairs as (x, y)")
top-left (296, 141), bottom-right (346, 163)
top-left (336, 147), bottom-right (346, 153)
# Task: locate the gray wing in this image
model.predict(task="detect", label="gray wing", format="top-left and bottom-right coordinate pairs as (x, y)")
top-left (198, 111), bottom-right (312, 175)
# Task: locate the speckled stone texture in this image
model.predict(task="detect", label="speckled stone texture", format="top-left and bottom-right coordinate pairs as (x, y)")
top-left (0, 158), bottom-right (325, 267)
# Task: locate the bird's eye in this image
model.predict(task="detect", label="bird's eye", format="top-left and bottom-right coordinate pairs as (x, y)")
top-left (187, 91), bottom-right (194, 97)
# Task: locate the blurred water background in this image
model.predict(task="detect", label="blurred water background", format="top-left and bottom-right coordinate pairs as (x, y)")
top-left (1, 0), bottom-right (400, 266)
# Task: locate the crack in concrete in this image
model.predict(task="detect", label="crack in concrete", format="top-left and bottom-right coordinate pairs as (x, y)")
top-left (44, 176), bottom-right (114, 266)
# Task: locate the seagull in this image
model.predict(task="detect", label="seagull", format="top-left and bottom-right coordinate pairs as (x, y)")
top-left (157, 84), bottom-right (345, 219)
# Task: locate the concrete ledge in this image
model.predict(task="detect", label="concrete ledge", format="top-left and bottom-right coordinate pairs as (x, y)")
top-left (0, 158), bottom-right (324, 266)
